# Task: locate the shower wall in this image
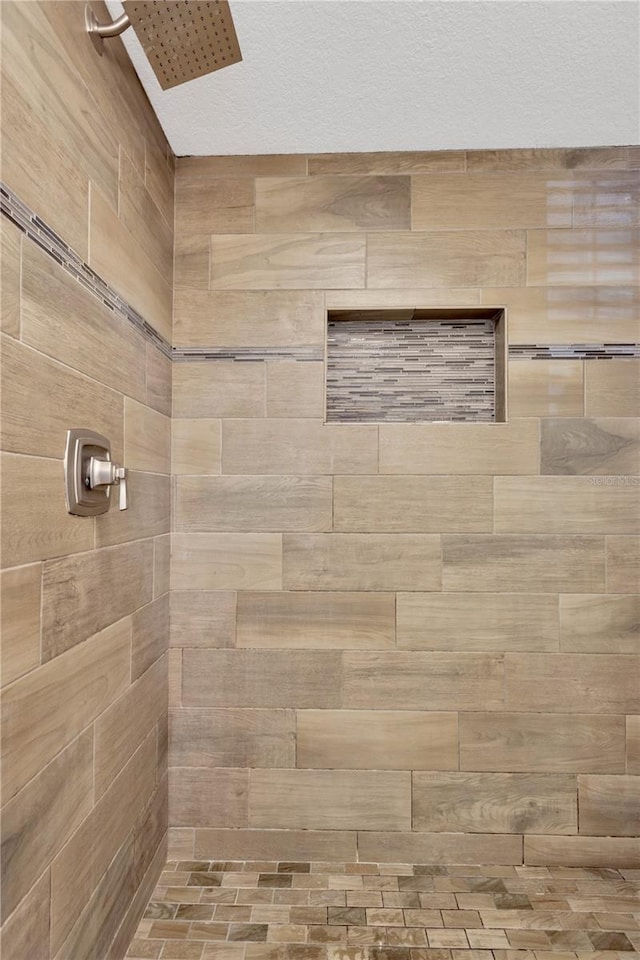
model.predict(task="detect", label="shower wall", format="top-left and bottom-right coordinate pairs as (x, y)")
top-left (170, 147), bottom-right (640, 867)
top-left (1, 3), bottom-right (173, 958)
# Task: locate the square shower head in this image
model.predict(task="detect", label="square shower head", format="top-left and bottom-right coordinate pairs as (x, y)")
top-left (122, 1), bottom-right (242, 89)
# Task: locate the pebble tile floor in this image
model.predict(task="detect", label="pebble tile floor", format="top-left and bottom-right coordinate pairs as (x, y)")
top-left (125, 860), bottom-right (640, 960)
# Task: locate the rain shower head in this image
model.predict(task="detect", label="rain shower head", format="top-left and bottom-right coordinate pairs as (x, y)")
top-left (85, 1), bottom-right (242, 89)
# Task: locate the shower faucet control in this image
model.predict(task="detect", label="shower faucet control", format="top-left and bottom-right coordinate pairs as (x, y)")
top-left (64, 429), bottom-right (128, 516)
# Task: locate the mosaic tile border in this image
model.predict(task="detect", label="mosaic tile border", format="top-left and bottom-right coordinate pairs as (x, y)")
top-left (3, 184), bottom-right (639, 365)
top-left (1, 182), bottom-right (172, 358)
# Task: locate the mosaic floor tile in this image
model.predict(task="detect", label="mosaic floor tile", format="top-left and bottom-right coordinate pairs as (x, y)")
top-left (125, 861), bottom-right (640, 960)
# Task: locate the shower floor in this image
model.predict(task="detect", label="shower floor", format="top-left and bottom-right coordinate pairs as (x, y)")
top-left (125, 859), bottom-right (639, 959)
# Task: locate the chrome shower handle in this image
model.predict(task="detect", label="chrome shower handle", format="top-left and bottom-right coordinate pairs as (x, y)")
top-left (87, 456), bottom-right (128, 511)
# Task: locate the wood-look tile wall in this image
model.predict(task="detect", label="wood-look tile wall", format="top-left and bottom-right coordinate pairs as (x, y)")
top-left (1, 3), bottom-right (173, 958)
top-left (170, 145), bottom-right (640, 870)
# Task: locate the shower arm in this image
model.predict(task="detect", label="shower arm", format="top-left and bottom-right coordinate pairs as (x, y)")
top-left (85, 7), bottom-right (131, 53)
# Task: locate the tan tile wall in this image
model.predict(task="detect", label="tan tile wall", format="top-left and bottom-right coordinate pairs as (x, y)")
top-left (1, 3), bottom-right (173, 957)
top-left (170, 146), bottom-right (640, 868)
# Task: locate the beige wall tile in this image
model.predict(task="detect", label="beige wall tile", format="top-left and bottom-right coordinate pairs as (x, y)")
top-left (297, 710), bottom-right (458, 770)
top-left (358, 833), bottom-right (522, 865)
top-left (342, 652), bottom-right (503, 711)
top-left (0, 563), bottom-right (41, 686)
top-left (154, 533), bottom-right (171, 598)
top-left (249, 770), bottom-right (411, 830)
top-left (367, 231), bottom-right (525, 288)
top-left (459, 713), bottom-right (626, 773)
top-left (172, 419), bottom-right (221, 475)
top-left (0, 218), bottom-right (21, 337)
top-left (124, 398), bottom-right (171, 474)
top-left (94, 471), bottom-right (171, 548)
top-left (495, 476), bottom-right (640, 534)
top-left (482, 285), bottom-right (640, 345)
top-left (1, 454), bottom-right (94, 568)
top-left (397, 592), bottom-right (559, 652)
top-left (266, 362), bottom-right (325, 418)
top-left (334, 476), bottom-right (492, 532)
top-left (41, 539), bottom-right (153, 660)
top-left (607, 536), bottom-right (640, 593)
top-left (560, 594), bottom-right (640, 653)
top-left (145, 136), bottom-right (175, 226)
top-left (178, 155), bottom-right (307, 178)
top-left (168, 828), bottom-right (195, 861)
top-left (442, 535), bottom-right (605, 593)
top-left (527, 228), bottom-right (640, 286)
top-left (173, 363), bottom-right (266, 419)
top-left (222, 420), bottom-right (378, 476)
top-left (379, 420), bottom-right (539, 475)
top-left (182, 650), bottom-right (341, 708)
top-left (174, 289), bottom-right (325, 348)
top-left (168, 648), bottom-right (182, 708)
top-left (524, 835), bottom-right (640, 868)
top-left (236, 591), bottom-right (395, 650)
top-left (170, 708), bottom-right (295, 768)
top-left (117, 150), bottom-right (173, 281)
top-left (50, 733), bottom-right (156, 954)
top-left (505, 653), bottom-right (640, 714)
top-left (170, 768), bottom-right (249, 827)
top-left (175, 476), bottom-right (333, 532)
top-left (1, 619), bottom-right (130, 802)
top-left (0, 869), bottom-right (50, 960)
top-left (90, 187), bottom-right (172, 341)
top-left (325, 288), bottom-right (482, 309)
top-left (467, 147), bottom-right (629, 172)
top-left (2, 76), bottom-right (89, 258)
top-left (308, 152), bottom-right (466, 175)
top-left (172, 533), bottom-right (282, 591)
top-left (627, 716), bottom-right (640, 774)
top-left (1, 333), bottom-right (123, 460)
top-left (412, 772), bottom-right (577, 834)
top-left (211, 234), bottom-right (366, 289)
top-left (585, 360), bottom-right (640, 416)
top-left (193, 829), bottom-right (357, 862)
top-left (578, 775), bottom-right (640, 836)
top-left (256, 176), bottom-right (410, 232)
top-left (171, 590), bottom-right (236, 648)
top-left (508, 360), bottom-right (584, 417)
top-left (174, 233), bottom-right (210, 292)
top-left (571, 172), bottom-right (640, 227)
top-left (541, 418), bottom-right (640, 475)
top-left (145, 342), bottom-right (172, 417)
top-left (132, 594), bottom-right (170, 679)
top-left (283, 534), bottom-right (441, 591)
top-left (176, 177), bottom-right (254, 234)
top-left (95, 656), bottom-right (167, 798)
top-left (1, 731), bottom-right (93, 920)
top-left (413, 173), bottom-right (572, 230)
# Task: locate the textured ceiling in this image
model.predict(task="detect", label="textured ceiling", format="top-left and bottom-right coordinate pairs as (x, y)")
top-left (105, 0), bottom-right (639, 157)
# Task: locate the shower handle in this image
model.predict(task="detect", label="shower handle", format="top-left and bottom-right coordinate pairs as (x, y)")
top-left (87, 456), bottom-right (128, 510)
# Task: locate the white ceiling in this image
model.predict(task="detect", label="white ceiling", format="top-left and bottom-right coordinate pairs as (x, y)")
top-left (106, 0), bottom-right (640, 157)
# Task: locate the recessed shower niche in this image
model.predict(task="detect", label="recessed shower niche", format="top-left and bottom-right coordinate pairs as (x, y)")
top-left (326, 307), bottom-right (506, 423)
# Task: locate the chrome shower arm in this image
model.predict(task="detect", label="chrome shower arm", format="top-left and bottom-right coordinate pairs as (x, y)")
top-left (85, 7), bottom-right (131, 53)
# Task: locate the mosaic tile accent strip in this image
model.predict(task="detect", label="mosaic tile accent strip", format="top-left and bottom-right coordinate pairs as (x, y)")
top-left (327, 319), bottom-right (496, 423)
top-left (172, 347), bottom-right (324, 362)
top-left (509, 344), bottom-right (640, 359)
top-left (0, 182), bottom-right (172, 358)
top-left (125, 858), bottom-right (640, 959)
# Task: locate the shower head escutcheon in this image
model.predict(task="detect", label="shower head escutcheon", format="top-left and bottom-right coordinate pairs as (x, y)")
top-left (85, 1), bottom-right (242, 89)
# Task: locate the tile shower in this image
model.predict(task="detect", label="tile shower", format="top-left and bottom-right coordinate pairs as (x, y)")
top-left (1, 3), bottom-right (639, 959)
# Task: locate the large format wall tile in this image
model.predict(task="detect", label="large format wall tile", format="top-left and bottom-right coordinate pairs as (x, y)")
top-left (171, 708), bottom-right (295, 768)
top-left (172, 533), bottom-right (282, 591)
top-left (173, 362), bottom-right (266, 419)
top-left (210, 234), bottom-right (366, 289)
top-left (333, 475), bottom-right (492, 532)
top-left (578, 775), bottom-right (640, 836)
top-left (627, 716), bottom-right (640, 774)
top-left (170, 768), bottom-right (249, 827)
top-left (0, 563), bottom-right (41, 686)
top-left (358, 832), bottom-right (522, 865)
top-left (0, 870), bottom-right (50, 960)
top-left (175, 476), bottom-right (333, 532)
top-left (367, 231), bottom-right (525, 287)
top-left (527, 227), bottom-right (640, 286)
top-left (494, 476), bottom-right (640, 534)
top-left (585, 359), bottom-right (640, 416)
top-left (442, 535), bottom-right (605, 592)
top-left (459, 713), bottom-right (626, 773)
top-left (342, 652), bottom-right (503, 710)
top-left (236, 591), bottom-right (395, 649)
top-left (397, 592), bottom-right (559, 652)
top-left (249, 770), bottom-right (411, 830)
top-left (172, 419), bottom-right (221, 475)
top-left (607, 536), bottom-right (640, 593)
top-left (379, 420), bottom-right (539, 474)
top-left (0, 220), bottom-right (20, 338)
top-left (540, 418), bottom-right (640, 475)
top-left (255, 176), bottom-right (410, 232)
top-left (124, 399), bottom-right (171, 474)
top-left (308, 151), bottom-right (466, 175)
top-left (176, 176), bottom-right (255, 235)
top-left (297, 710), bottom-right (458, 770)
top-left (505, 653), bottom-right (640, 714)
top-left (524, 835), bottom-right (640, 868)
top-left (560, 594), bottom-right (640, 653)
top-left (412, 772), bottom-right (577, 834)
top-left (283, 534), bottom-right (442, 591)
top-left (222, 420), bottom-right (379, 475)
top-left (193, 829), bottom-right (358, 862)
top-left (171, 591), bottom-right (236, 648)
top-left (508, 360), bottom-right (584, 417)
